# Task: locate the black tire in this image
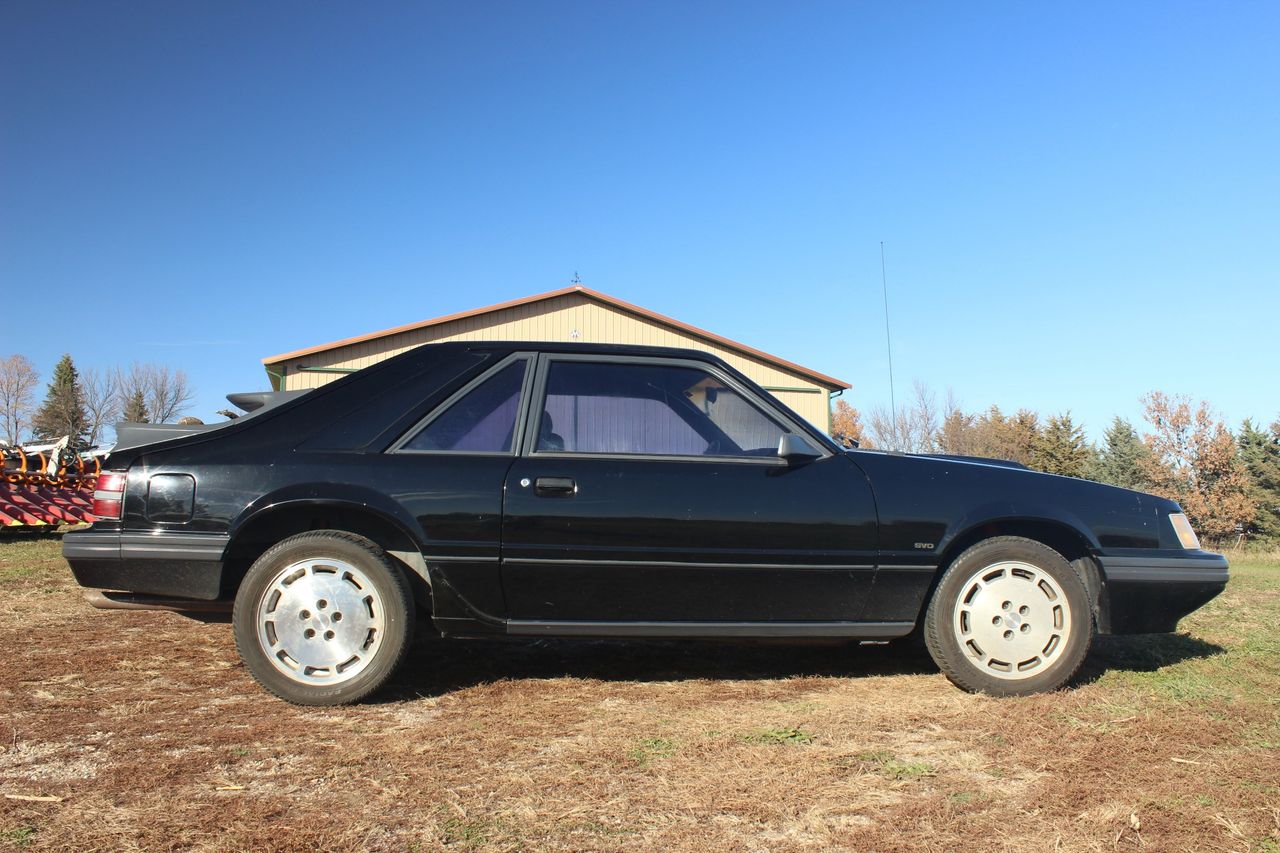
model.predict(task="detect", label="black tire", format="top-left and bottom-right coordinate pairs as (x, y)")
top-left (232, 530), bottom-right (414, 706)
top-left (923, 536), bottom-right (1093, 696)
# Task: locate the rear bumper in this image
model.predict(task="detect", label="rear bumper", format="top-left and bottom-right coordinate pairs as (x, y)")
top-left (1097, 552), bottom-right (1228, 634)
top-left (63, 529), bottom-right (229, 601)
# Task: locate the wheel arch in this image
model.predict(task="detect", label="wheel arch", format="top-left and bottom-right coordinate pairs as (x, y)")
top-left (917, 516), bottom-right (1106, 632)
top-left (222, 497), bottom-right (432, 614)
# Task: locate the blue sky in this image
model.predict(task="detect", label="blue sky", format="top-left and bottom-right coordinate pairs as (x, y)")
top-left (2, 1), bottom-right (1277, 439)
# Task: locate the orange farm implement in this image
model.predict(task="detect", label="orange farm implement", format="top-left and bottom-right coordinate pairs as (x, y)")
top-left (1, 438), bottom-right (104, 528)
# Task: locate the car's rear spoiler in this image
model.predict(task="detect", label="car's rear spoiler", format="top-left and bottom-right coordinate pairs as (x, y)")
top-left (111, 390), bottom-right (312, 453)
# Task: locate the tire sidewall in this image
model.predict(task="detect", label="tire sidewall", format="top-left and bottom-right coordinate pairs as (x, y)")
top-left (232, 532), bottom-right (413, 706)
top-left (925, 537), bottom-right (1093, 696)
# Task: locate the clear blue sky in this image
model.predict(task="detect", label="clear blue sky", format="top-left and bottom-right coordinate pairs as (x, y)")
top-left (3, 1), bottom-right (1277, 439)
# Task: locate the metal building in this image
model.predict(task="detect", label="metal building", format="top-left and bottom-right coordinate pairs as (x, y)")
top-left (261, 286), bottom-right (849, 431)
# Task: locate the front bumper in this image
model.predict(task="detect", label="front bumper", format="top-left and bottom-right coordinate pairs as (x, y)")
top-left (1097, 551), bottom-right (1229, 634)
top-left (63, 529), bottom-right (230, 601)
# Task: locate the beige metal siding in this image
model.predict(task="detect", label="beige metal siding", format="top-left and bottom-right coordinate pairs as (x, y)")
top-left (281, 292), bottom-right (832, 428)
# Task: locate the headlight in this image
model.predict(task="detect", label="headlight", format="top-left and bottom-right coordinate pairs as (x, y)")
top-left (1169, 512), bottom-right (1201, 550)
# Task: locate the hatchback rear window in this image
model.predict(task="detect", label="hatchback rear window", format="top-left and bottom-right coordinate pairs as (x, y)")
top-left (401, 359), bottom-right (527, 453)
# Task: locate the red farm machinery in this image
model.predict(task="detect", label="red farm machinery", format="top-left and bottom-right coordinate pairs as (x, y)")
top-left (1, 438), bottom-right (105, 529)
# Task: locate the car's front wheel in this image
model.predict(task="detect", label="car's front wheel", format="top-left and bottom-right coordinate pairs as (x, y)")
top-left (923, 536), bottom-right (1093, 696)
top-left (232, 530), bottom-right (414, 705)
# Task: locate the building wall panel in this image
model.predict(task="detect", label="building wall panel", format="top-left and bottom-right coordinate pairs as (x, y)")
top-left (280, 292), bottom-right (832, 429)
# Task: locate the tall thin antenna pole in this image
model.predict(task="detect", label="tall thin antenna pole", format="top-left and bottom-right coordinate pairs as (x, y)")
top-left (880, 241), bottom-right (897, 442)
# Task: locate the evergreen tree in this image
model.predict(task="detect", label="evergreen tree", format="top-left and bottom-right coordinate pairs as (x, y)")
top-left (1238, 418), bottom-right (1280, 542)
top-left (31, 354), bottom-right (88, 444)
top-left (997, 409), bottom-right (1041, 466)
top-left (1032, 412), bottom-right (1089, 477)
top-left (1089, 417), bottom-right (1152, 490)
top-left (122, 388), bottom-right (149, 424)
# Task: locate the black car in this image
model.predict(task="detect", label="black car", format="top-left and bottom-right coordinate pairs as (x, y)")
top-left (65, 342), bottom-right (1228, 705)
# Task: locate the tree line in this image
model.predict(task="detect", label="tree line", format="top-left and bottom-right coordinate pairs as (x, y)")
top-left (0, 353), bottom-right (195, 448)
top-left (832, 385), bottom-right (1279, 546)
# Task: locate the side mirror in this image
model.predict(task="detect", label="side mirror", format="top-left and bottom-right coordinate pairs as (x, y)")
top-left (777, 433), bottom-right (821, 463)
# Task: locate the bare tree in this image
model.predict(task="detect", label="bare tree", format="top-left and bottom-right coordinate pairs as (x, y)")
top-left (114, 364), bottom-right (147, 422)
top-left (144, 363), bottom-right (195, 423)
top-left (866, 380), bottom-right (941, 453)
top-left (81, 367), bottom-right (121, 447)
top-left (114, 362), bottom-right (195, 424)
top-left (0, 354), bottom-right (40, 445)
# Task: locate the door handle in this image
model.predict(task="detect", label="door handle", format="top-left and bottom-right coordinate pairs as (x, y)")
top-left (533, 477), bottom-right (577, 496)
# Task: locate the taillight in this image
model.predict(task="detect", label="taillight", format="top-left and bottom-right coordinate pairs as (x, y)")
top-left (92, 471), bottom-right (127, 520)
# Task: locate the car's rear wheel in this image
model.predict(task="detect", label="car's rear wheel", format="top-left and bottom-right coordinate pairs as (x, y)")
top-left (232, 531), bottom-right (414, 706)
top-left (923, 536), bottom-right (1092, 696)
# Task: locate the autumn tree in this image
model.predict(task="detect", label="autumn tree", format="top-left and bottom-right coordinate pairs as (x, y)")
top-left (0, 354), bottom-right (40, 445)
top-left (31, 354), bottom-right (88, 444)
top-left (1088, 417), bottom-right (1152, 490)
top-left (830, 399), bottom-right (870, 447)
top-left (1238, 418), bottom-right (1280, 542)
top-left (1140, 391), bottom-right (1254, 542)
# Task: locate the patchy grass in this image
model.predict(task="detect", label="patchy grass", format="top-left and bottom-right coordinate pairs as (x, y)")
top-left (852, 750), bottom-right (935, 780)
top-left (0, 536), bottom-right (54, 584)
top-left (628, 736), bottom-right (677, 766)
top-left (0, 826), bottom-right (37, 847)
top-left (741, 726), bottom-right (817, 746)
top-left (1, 537), bottom-right (1278, 851)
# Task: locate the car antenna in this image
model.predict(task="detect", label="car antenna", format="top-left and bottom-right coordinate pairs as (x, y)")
top-left (880, 241), bottom-right (898, 446)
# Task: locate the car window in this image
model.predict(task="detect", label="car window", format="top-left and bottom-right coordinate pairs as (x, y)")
top-left (536, 361), bottom-right (789, 457)
top-left (402, 359), bottom-right (527, 452)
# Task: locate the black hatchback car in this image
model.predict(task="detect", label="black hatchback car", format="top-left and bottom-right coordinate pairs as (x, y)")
top-left (65, 341), bottom-right (1227, 705)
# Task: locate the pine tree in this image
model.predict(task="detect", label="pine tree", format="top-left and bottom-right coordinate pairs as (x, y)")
top-left (122, 388), bottom-right (149, 424)
top-left (1032, 412), bottom-right (1089, 477)
top-left (31, 354), bottom-right (88, 444)
top-left (1089, 417), bottom-right (1152, 490)
top-left (995, 409), bottom-right (1041, 466)
top-left (1238, 418), bottom-right (1280, 542)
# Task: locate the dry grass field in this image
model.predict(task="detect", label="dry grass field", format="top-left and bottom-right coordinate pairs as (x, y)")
top-left (1, 536), bottom-right (1277, 852)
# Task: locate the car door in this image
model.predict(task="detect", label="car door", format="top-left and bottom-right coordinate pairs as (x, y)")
top-left (500, 354), bottom-right (880, 627)
top-left (386, 352), bottom-right (537, 627)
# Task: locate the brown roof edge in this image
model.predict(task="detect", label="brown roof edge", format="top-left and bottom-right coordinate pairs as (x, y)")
top-left (261, 285), bottom-right (851, 390)
top-left (260, 286), bottom-right (584, 365)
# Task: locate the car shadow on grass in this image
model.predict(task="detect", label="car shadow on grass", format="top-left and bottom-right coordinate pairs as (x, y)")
top-left (379, 634), bottom-right (937, 700)
top-left (1074, 632), bottom-right (1226, 686)
top-left (377, 628), bottom-right (1226, 701)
